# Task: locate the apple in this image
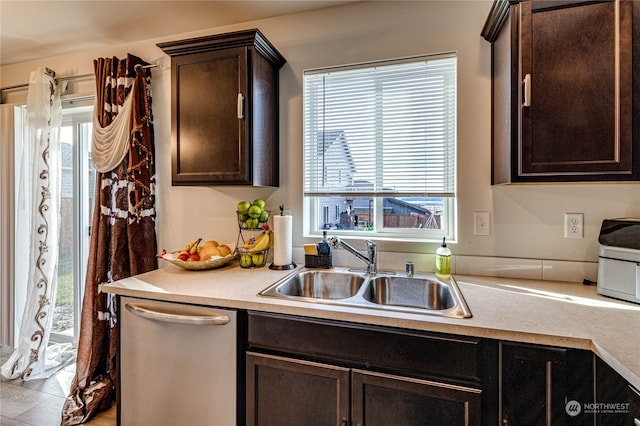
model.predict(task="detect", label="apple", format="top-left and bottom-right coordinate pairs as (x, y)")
top-left (188, 253), bottom-right (200, 262)
top-left (253, 199), bottom-right (266, 209)
top-left (245, 218), bottom-right (259, 229)
top-left (258, 210), bottom-right (270, 223)
top-left (237, 201), bottom-right (251, 213)
top-left (251, 253), bottom-right (265, 265)
top-left (240, 254), bottom-right (253, 267)
top-left (248, 205), bottom-right (262, 219)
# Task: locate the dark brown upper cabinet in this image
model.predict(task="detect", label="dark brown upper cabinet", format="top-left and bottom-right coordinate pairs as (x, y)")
top-left (158, 29), bottom-right (286, 186)
top-left (482, 0), bottom-right (640, 183)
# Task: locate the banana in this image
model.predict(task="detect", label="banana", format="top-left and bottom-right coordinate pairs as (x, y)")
top-left (248, 231), bottom-right (271, 252)
top-left (241, 230), bottom-right (274, 252)
top-left (243, 236), bottom-right (257, 249)
top-left (185, 238), bottom-right (202, 254)
top-left (247, 234), bottom-right (266, 252)
top-left (190, 238), bottom-right (202, 254)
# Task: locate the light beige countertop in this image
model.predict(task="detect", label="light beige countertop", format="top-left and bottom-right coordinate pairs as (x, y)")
top-left (101, 262), bottom-right (640, 389)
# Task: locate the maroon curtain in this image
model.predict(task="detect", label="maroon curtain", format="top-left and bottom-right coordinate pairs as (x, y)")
top-left (61, 54), bottom-right (157, 425)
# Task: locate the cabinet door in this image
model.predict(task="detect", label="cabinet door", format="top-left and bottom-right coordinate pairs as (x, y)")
top-left (631, 383), bottom-right (640, 425)
top-left (246, 352), bottom-right (350, 426)
top-left (171, 47), bottom-right (249, 185)
top-left (352, 370), bottom-right (481, 426)
top-left (595, 356), bottom-right (640, 425)
top-left (519, 0), bottom-right (633, 178)
top-left (160, 29), bottom-right (285, 187)
top-left (500, 342), bottom-right (593, 426)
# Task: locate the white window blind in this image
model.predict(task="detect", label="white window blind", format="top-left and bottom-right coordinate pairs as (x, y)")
top-left (303, 53), bottom-right (457, 198)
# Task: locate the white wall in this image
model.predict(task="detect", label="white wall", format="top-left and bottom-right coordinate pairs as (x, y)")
top-left (2, 1), bottom-right (639, 272)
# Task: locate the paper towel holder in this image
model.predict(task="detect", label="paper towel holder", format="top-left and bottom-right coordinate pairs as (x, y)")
top-left (269, 204), bottom-right (297, 270)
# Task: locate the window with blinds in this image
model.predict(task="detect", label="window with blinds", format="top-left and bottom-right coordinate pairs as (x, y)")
top-left (303, 53), bottom-right (457, 241)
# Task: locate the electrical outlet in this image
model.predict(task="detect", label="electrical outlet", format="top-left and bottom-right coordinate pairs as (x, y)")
top-left (564, 213), bottom-right (583, 238)
top-left (474, 212), bottom-right (491, 236)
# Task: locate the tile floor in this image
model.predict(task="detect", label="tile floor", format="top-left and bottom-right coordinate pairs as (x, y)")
top-left (0, 346), bottom-right (116, 426)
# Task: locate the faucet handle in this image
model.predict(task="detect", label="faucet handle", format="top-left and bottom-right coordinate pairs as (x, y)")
top-left (365, 240), bottom-right (376, 257)
top-left (406, 261), bottom-right (414, 278)
top-left (365, 240), bottom-right (377, 274)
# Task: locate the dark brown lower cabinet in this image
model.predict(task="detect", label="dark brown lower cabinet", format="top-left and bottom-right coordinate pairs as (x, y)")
top-left (246, 352), bottom-right (481, 426)
top-left (247, 312), bottom-right (636, 426)
top-left (352, 369), bottom-right (481, 426)
top-left (595, 356), bottom-right (640, 425)
top-left (246, 312), bottom-right (494, 426)
top-left (500, 341), bottom-right (594, 426)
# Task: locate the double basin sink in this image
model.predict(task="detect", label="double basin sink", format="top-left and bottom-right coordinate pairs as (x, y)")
top-left (259, 268), bottom-right (472, 318)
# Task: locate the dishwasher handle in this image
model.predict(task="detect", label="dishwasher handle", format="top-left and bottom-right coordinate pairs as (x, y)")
top-left (125, 303), bottom-right (231, 326)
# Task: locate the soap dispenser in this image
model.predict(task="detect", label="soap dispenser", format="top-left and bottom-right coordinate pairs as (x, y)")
top-left (435, 237), bottom-right (451, 278)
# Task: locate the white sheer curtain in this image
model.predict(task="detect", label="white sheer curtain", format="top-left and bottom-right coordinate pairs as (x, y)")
top-left (1, 68), bottom-right (75, 381)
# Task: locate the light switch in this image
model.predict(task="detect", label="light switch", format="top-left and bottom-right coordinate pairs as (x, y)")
top-left (474, 212), bottom-right (491, 236)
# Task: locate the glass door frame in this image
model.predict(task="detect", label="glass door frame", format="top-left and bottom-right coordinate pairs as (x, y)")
top-left (50, 100), bottom-right (94, 344)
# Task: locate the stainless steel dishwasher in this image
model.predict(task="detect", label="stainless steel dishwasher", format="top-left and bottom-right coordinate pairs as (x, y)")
top-left (120, 296), bottom-right (237, 425)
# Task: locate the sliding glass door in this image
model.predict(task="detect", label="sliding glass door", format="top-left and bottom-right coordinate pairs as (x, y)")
top-left (51, 102), bottom-right (94, 343)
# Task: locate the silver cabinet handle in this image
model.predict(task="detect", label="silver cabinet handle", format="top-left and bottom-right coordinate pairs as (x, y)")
top-left (125, 303), bottom-right (230, 325)
top-left (237, 93), bottom-right (244, 119)
top-left (523, 74), bottom-right (531, 107)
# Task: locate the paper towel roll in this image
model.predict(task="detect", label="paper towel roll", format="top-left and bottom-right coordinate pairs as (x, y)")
top-left (273, 215), bottom-right (293, 266)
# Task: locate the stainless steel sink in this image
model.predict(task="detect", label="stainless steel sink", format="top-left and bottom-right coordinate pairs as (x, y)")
top-left (362, 276), bottom-right (456, 310)
top-left (259, 268), bottom-right (472, 318)
top-left (272, 270), bottom-right (365, 299)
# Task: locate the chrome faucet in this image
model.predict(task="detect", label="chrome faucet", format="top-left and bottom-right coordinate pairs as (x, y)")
top-left (328, 237), bottom-right (377, 274)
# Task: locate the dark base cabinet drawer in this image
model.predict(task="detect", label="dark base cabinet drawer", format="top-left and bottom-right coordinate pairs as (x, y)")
top-left (247, 311), bottom-right (489, 386)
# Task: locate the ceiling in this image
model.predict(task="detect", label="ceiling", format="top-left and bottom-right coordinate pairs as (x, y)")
top-left (0, 0), bottom-right (357, 65)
